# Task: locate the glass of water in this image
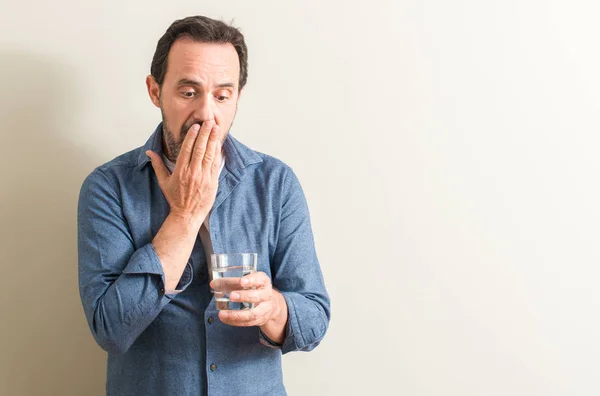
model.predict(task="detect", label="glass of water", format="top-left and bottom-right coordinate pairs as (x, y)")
top-left (210, 253), bottom-right (258, 310)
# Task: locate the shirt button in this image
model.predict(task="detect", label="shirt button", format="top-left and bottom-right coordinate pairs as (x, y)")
top-left (210, 364), bottom-right (217, 371)
top-left (208, 316), bottom-right (214, 324)
top-left (159, 288), bottom-right (165, 294)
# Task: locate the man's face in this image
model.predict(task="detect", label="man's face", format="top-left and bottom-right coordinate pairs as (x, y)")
top-left (147, 37), bottom-right (242, 161)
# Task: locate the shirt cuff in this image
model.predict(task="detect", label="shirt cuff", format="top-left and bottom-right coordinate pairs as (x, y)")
top-left (121, 243), bottom-right (165, 276)
top-left (122, 243), bottom-right (194, 296)
top-left (165, 262), bottom-right (194, 295)
top-left (278, 291), bottom-right (328, 354)
top-left (258, 328), bottom-right (283, 349)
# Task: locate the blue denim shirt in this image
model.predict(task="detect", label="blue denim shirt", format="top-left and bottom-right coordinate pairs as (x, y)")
top-left (77, 123), bottom-right (331, 396)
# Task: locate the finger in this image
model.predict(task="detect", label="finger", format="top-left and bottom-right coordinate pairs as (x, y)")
top-left (146, 150), bottom-right (170, 186)
top-left (213, 113), bottom-right (227, 147)
top-left (229, 288), bottom-right (272, 304)
top-left (210, 277), bottom-right (240, 294)
top-left (213, 111), bottom-right (223, 129)
top-left (202, 124), bottom-right (221, 172)
top-left (219, 303), bottom-right (270, 327)
top-left (189, 120), bottom-right (215, 171)
top-left (174, 124), bottom-right (200, 173)
top-left (240, 271), bottom-right (271, 289)
top-left (211, 144), bottom-right (223, 178)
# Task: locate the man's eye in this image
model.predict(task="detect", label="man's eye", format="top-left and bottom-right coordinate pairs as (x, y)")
top-left (215, 95), bottom-right (229, 102)
top-left (182, 91), bottom-right (195, 98)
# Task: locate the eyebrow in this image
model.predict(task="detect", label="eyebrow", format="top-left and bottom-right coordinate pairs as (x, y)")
top-left (177, 78), bottom-right (236, 89)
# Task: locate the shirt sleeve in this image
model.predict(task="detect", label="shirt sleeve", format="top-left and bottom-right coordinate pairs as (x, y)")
top-left (77, 168), bottom-right (193, 355)
top-left (258, 328), bottom-right (284, 348)
top-left (267, 167), bottom-right (331, 354)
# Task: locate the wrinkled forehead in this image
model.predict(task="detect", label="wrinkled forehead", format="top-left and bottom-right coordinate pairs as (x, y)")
top-left (165, 37), bottom-right (240, 88)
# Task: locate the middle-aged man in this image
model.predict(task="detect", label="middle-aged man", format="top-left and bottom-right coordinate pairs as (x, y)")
top-left (77, 15), bottom-right (330, 395)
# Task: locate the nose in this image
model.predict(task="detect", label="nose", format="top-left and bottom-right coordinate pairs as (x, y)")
top-left (192, 93), bottom-right (216, 124)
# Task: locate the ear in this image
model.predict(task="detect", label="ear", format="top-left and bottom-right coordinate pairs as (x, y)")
top-left (146, 75), bottom-right (161, 108)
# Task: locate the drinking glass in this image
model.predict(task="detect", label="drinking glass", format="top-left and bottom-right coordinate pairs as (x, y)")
top-left (210, 253), bottom-right (258, 310)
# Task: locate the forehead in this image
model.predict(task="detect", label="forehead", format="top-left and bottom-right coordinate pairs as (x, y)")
top-left (165, 37), bottom-right (240, 85)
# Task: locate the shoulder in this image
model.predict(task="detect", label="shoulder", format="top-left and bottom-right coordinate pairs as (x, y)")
top-left (80, 146), bottom-right (144, 195)
top-left (231, 138), bottom-right (308, 205)
top-left (230, 136), bottom-right (302, 188)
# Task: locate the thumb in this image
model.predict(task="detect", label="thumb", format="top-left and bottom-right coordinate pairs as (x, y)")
top-left (146, 150), bottom-right (170, 185)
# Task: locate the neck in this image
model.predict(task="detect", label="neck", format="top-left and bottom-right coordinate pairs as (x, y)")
top-left (161, 135), bottom-right (176, 163)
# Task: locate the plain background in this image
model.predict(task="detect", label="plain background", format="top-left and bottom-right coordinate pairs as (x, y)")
top-left (1, 0), bottom-right (599, 395)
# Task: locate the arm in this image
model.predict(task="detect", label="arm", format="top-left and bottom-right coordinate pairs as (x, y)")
top-left (270, 168), bottom-right (331, 353)
top-left (214, 167), bottom-right (331, 352)
top-left (152, 212), bottom-right (200, 291)
top-left (78, 121), bottom-right (223, 355)
top-left (77, 169), bottom-right (195, 355)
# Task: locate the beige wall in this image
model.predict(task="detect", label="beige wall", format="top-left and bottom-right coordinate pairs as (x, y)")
top-left (1, 1), bottom-right (599, 395)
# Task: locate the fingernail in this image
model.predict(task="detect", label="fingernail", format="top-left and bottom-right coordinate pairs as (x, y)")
top-left (230, 292), bottom-right (240, 300)
top-left (241, 278), bottom-right (249, 286)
